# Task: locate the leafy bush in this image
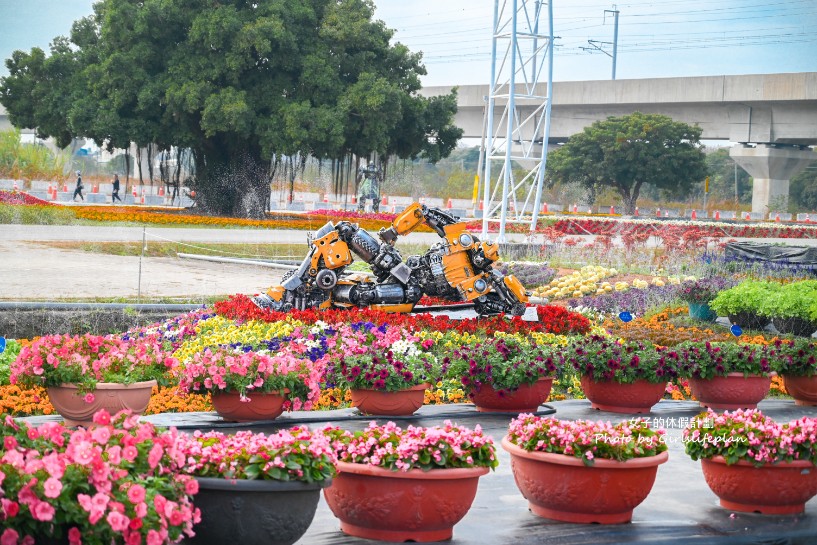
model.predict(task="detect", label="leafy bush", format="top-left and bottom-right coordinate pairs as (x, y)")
top-left (709, 280), bottom-right (781, 317)
top-left (0, 339), bottom-right (21, 385)
top-left (757, 280), bottom-right (817, 321)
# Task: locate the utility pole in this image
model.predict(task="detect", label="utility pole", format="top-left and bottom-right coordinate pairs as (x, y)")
top-left (606, 6), bottom-right (619, 80)
top-left (582, 6), bottom-right (619, 80)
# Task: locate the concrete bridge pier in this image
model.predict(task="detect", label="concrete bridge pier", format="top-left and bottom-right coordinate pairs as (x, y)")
top-left (729, 144), bottom-right (816, 214)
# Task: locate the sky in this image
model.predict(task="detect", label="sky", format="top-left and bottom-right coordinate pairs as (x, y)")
top-left (1, 0), bottom-right (815, 86)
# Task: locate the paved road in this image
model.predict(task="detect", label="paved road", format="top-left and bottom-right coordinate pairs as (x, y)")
top-left (3, 223), bottom-right (817, 300)
top-left (0, 224), bottom-right (534, 300)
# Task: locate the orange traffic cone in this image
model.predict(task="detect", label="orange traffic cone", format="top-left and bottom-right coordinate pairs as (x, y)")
top-left (572, 204), bottom-right (578, 213)
top-left (51, 188), bottom-right (57, 200)
top-left (714, 210), bottom-right (721, 220)
top-left (351, 196), bottom-right (357, 204)
top-left (446, 198), bottom-right (453, 209)
top-left (479, 200), bottom-right (484, 211)
top-left (158, 187), bottom-right (165, 197)
top-left (656, 208), bottom-right (661, 217)
top-left (92, 184), bottom-right (98, 194)
top-left (745, 213), bottom-right (751, 220)
top-left (691, 210), bottom-right (697, 220)
top-left (542, 202), bottom-right (548, 213)
top-left (609, 205), bottom-right (615, 214)
top-left (634, 207), bottom-right (639, 217)
top-left (323, 193), bottom-right (329, 203)
top-left (132, 187), bottom-right (138, 197)
top-left (63, 184), bottom-right (68, 192)
top-left (775, 213), bottom-right (781, 222)
top-left (806, 214), bottom-right (811, 224)
top-left (381, 195), bottom-right (388, 206)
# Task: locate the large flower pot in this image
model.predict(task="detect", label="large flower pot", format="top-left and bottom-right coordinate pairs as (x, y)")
top-left (502, 437), bottom-right (668, 524)
top-left (324, 461), bottom-right (489, 542)
top-left (580, 376), bottom-right (667, 414)
top-left (700, 456), bottom-right (817, 514)
top-left (728, 311), bottom-right (769, 331)
top-left (773, 317), bottom-right (817, 338)
top-left (210, 390), bottom-right (287, 422)
top-left (688, 373), bottom-right (771, 410)
top-left (688, 303), bottom-right (717, 322)
top-left (47, 380), bottom-right (157, 427)
top-left (191, 476), bottom-right (331, 545)
top-left (470, 377), bottom-right (554, 413)
top-left (782, 375), bottom-right (817, 406)
top-left (350, 383), bottom-right (429, 416)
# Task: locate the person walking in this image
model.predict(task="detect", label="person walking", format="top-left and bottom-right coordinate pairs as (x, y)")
top-left (72, 171), bottom-right (84, 201)
top-left (111, 173), bottom-right (122, 203)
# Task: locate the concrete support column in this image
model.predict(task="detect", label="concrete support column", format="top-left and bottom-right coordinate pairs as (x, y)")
top-left (729, 144), bottom-right (815, 214)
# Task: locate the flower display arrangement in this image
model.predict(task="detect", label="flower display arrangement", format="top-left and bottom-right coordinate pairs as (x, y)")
top-left (177, 427), bottom-right (337, 483)
top-left (321, 420), bottom-right (498, 471)
top-left (562, 335), bottom-right (679, 384)
top-left (677, 276), bottom-right (736, 305)
top-left (0, 410), bottom-right (199, 545)
top-left (176, 345), bottom-right (323, 410)
top-left (444, 335), bottom-right (559, 394)
top-left (9, 333), bottom-right (178, 395)
top-left (683, 409), bottom-right (817, 466)
top-left (677, 341), bottom-right (773, 379)
top-left (505, 414), bottom-right (667, 465)
top-left (769, 338), bottom-right (817, 376)
top-left (328, 322), bottom-right (440, 392)
top-left (534, 305), bottom-right (592, 335)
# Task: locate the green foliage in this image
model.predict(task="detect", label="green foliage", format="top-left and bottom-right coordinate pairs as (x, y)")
top-left (700, 148), bottom-right (752, 204)
top-left (0, 203), bottom-right (78, 225)
top-left (546, 112), bottom-right (707, 214)
top-left (0, 339), bottom-right (21, 385)
top-left (0, 0), bottom-right (462, 218)
top-left (0, 129), bottom-right (67, 181)
top-left (758, 280), bottom-right (817, 321)
top-left (789, 157), bottom-right (817, 212)
top-left (709, 280), bottom-right (781, 317)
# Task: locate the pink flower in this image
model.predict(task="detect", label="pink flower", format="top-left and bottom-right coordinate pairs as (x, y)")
top-left (127, 484), bottom-right (146, 504)
top-left (43, 477), bottom-right (63, 499)
top-left (31, 500), bottom-right (56, 521)
top-left (1, 529), bottom-right (20, 545)
top-left (83, 393), bottom-right (96, 404)
top-left (2, 498), bottom-right (20, 518)
top-left (106, 511), bottom-right (130, 531)
top-left (68, 527), bottom-right (82, 545)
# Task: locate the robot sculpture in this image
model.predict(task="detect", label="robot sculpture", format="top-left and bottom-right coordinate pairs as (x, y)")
top-left (254, 202), bottom-right (529, 316)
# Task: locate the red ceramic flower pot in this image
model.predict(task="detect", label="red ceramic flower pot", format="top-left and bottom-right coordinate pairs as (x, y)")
top-left (688, 373), bottom-right (771, 410)
top-left (324, 461), bottom-right (489, 542)
top-left (470, 377), bottom-right (554, 413)
top-left (210, 390), bottom-right (287, 422)
top-left (701, 456), bottom-right (817, 514)
top-left (782, 375), bottom-right (817, 406)
top-left (580, 376), bottom-right (667, 414)
top-left (502, 437), bottom-right (668, 524)
top-left (350, 383), bottom-right (429, 416)
top-left (47, 380), bottom-right (157, 427)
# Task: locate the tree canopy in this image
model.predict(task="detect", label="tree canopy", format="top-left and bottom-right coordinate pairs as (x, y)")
top-left (545, 112), bottom-right (707, 214)
top-left (0, 0), bottom-right (462, 217)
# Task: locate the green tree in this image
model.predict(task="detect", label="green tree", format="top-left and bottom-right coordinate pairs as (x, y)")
top-left (545, 112), bottom-right (707, 214)
top-left (790, 163), bottom-right (817, 212)
top-left (0, 0), bottom-right (461, 217)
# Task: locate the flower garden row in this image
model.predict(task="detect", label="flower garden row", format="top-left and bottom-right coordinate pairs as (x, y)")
top-left (4, 403), bottom-right (817, 543)
top-left (3, 189), bottom-right (815, 240)
top-left (2, 294), bottom-right (814, 423)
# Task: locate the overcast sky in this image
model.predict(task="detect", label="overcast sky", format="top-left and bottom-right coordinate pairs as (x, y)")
top-left (1, 0), bottom-right (815, 85)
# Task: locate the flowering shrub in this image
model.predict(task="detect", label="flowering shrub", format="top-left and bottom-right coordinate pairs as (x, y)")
top-left (321, 420), bottom-right (498, 471)
top-left (177, 427), bottom-right (336, 483)
top-left (329, 322), bottom-right (440, 392)
top-left (444, 336), bottom-right (559, 394)
top-left (0, 189), bottom-right (52, 206)
top-left (176, 345), bottom-right (323, 410)
top-left (677, 276), bottom-right (736, 305)
top-left (562, 335), bottom-right (679, 384)
top-left (494, 261), bottom-right (557, 289)
top-left (568, 284), bottom-right (682, 318)
top-left (770, 338), bottom-right (817, 376)
top-left (535, 304), bottom-right (592, 335)
top-left (506, 414), bottom-right (667, 466)
top-left (0, 410), bottom-right (199, 544)
top-left (684, 409), bottom-right (817, 466)
top-left (677, 341), bottom-right (773, 379)
top-left (10, 334), bottom-right (178, 394)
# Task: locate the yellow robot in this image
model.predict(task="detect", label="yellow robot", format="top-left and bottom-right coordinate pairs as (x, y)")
top-left (254, 203), bottom-right (528, 316)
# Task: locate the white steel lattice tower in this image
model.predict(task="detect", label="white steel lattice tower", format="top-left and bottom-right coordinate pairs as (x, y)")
top-left (480, 0), bottom-right (554, 241)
